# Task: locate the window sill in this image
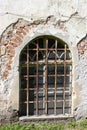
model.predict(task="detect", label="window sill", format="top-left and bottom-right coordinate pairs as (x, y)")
top-left (19, 114), bottom-right (74, 121)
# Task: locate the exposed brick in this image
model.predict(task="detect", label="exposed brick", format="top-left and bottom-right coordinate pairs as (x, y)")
top-left (78, 37), bottom-right (87, 56)
top-left (0, 45), bottom-right (6, 56)
top-left (16, 28), bottom-right (27, 37)
top-left (6, 45), bottom-right (15, 57)
top-left (15, 36), bottom-right (23, 43)
top-left (22, 29), bottom-right (28, 35)
top-left (6, 44), bottom-right (14, 50)
top-left (15, 20), bottom-right (27, 28)
top-left (16, 28), bottom-right (22, 33)
top-left (6, 64), bottom-right (11, 70)
top-left (7, 50), bottom-right (15, 57)
top-left (18, 32), bottom-right (25, 38)
top-left (15, 32), bottom-right (24, 39)
top-left (0, 39), bottom-right (5, 45)
top-left (10, 39), bottom-right (21, 47)
top-left (78, 49), bottom-right (84, 54)
top-left (3, 71), bottom-right (8, 79)
top-left (0, 19), bottom-right (37, 80)
top-left (8, 59), bottom-right (13, 64)
top-left (80, 41), bottom-right (85, 47)
top-left (23, 26), bottom-right (30, 33)
top-left (7, 32), bottom-right (13, 38)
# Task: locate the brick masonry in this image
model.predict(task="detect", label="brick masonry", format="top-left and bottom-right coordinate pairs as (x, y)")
top-left (78, 36), bottom-right (87, 57)
top-left (0, 17), bottom-right (67, 80)
top-left (0, 16), bottom-right (87, 123)
top-left (0, 17), bottom-right (86, 80)
top-left (0, 17), bottom-right (71, 123)
top-left (0, 20), bottom-right (30, 79)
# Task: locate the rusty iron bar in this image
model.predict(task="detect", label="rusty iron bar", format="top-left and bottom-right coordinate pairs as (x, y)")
top-left (20, 37), bottom-right (72, 116)
top-left (23, 74), bottom-right (72, 78)
top-left (26, 48), bottom-right (70, 51)
top-left (45, 39), bottom-right (48, 115)
top-left (36, 41), bottom-right (39, 115)
top-left (20, 87), bottom-right (70, 91)
top-left (68, 59), bottom-right (72, 114)
top-left (63, 44), bottom-right (66, 115)
top-left (22, 60), bottom-right (72, 65)
top-left (20, 87), bottom-right (69, 91)
top-left (54, 39), bottom-right (57, 115)
top-left (27, 45), bottom-right (29, 116)
top-left (20, 99), bottom-right (71, 104)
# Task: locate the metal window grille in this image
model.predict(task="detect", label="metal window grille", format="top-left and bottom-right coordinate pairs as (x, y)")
top-left (19, 36), bottom-right (72, 116)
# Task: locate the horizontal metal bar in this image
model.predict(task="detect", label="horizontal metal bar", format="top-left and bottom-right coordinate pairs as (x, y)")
top-left (23, 48), bottom-right (70, 51)
top-left (28, 60), bottom-right (72, 64)
top-left (20, 60), bottom-right (72, 66)
top-left (23, 74), bottom-right (72, 78)
top-left (20, 87), bottom-right (71, 91)
top-left (20, 99), bottom-right (71, 104)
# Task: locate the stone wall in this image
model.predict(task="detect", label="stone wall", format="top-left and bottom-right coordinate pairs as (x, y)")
top-left (75, 36), bottom-right (87, 120)
top-left (0, 0), bottom-right (87, 123)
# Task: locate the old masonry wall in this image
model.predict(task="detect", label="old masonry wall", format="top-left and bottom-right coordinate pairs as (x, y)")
top-left (0, 0), bottom-right (87, 123)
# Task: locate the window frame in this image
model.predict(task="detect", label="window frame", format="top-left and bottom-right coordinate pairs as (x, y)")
top-left (19, 36), bottom-right (72, 117)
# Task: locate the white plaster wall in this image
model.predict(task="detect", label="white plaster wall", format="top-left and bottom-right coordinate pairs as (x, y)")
top-left (0, 0), bottom-right (87, 37)
top-left (0, 0), bottom-right (87, 121)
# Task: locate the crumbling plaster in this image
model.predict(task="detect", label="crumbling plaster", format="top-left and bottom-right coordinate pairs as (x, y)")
top-left (0, 0), bottom-right (87, 122)
top-left (0, 0), bottom-right (87, 40)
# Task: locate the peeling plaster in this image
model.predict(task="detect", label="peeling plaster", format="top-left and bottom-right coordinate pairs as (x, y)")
top-left (0, 16), bottom-right (77, 121)
top-left (0, 0), bottom-right (87, 122)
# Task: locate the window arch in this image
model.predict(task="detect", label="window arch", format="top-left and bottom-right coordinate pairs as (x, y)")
top-left (19, 36), bottom-right (72, 117)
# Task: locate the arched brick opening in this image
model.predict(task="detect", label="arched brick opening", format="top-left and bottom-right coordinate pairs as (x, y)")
top-left (0, 17), bottom-right (77, 122)
top-left (19, 35), bottom-right (72, 117)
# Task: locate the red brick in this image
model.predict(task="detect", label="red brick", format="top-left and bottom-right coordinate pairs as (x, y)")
top-left (8, 50), bottom-right (15, 56)
top-left (8, 53), bottom-right (15, 58)
top-left (15, 32), bottom-right (24, 39)
top-left (7, 46), bottom-right (15, 57)
top-left (8, 59), bottom-right (13, 64)
top-left (14, 34), bottom-right (23, 43)
top-left (16, 32), bottom-right (25, 39)
top-left (10, 39), bottom-right (21, 47)
top-left (78, 44), bottom-right (81, 49)
top-left (6, 64), bottom-right (11, 70)
top-left (6, 44), bottom-right (14, 50)
top-left (22, 28), bottom-right (28, 35)
top-left (23, 26), bottom-right (30, 33)
top-left (3, 71), bottom-right (8, 79)
top-left (0, 39), bottom-right (5, 45)
top-left (16, 28), bottom-right (23, 33)
top-left (78, 48), bottom-right (84, 54)
top-left (85, 40), bottom-right (87, 44)
top-left (80, 41), bottom-right (85, 47)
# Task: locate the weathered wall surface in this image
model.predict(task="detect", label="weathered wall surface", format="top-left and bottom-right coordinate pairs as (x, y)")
top-left (0, 0), bottom-right (87, 37)
top-left (0, 0), bottom-right (87, 123)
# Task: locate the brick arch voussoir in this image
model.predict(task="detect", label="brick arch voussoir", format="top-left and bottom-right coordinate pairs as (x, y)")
top-left (77, 35), bottom-right (87, 57)
top-left (0, 19), bottom-right (35, 80)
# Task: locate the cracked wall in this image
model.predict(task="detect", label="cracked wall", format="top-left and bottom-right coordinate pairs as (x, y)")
top-left (0, 0), bottom-right (87, 123)
top-left (75, 36), bottom-right (87, 120)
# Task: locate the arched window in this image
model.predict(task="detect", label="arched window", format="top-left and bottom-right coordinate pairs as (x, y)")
top-left (19, 36), bottom-right (72, 117)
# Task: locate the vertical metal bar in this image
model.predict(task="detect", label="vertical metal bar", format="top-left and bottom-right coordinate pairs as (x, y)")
top-left (69, 52), bottom-right (72, 114)
top-left (45, 39), bottom-right (48, 115)
top-left (43, 39), bottom-right (46, 115)
top-left (63, 44), bottom-right (66, 115)
top-left (54, 40), bottom-right (57, 115)
top-left (36, 41), bottom-right (39, 115)
top-left (70, 65), bottom-right (72, 114)
top-left (27, 45), bottom-right (29, 116)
